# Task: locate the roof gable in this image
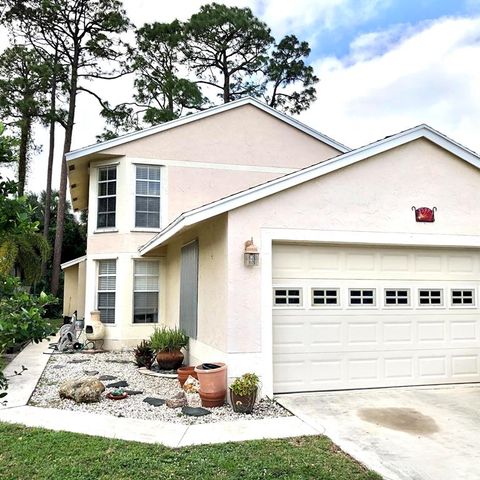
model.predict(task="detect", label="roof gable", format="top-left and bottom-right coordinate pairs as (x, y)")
top-left (140, 124), bottom-right (480, 254)
top-left (66, 97), bottom-right (349, 162)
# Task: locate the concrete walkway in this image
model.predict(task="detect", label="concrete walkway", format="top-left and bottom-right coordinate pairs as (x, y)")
top-left (278, 385), bottom-right (480, 480)
top-left (0, 340), bottom-right (318, 447)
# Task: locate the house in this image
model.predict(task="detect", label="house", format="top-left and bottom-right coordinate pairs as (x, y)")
top-left (63, 97), bottom-right (480, 397)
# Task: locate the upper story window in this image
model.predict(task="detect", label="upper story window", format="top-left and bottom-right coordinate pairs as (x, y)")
top-left (136, 165), bottom-right (160, 229)
top-left (97, 166), bottom-right (116, 229)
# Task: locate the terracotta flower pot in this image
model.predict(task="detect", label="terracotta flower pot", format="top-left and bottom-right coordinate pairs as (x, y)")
top-left (230, 388), bottom-right (257, 414)
top-left (156, 350), bottom-right (184, 370)
top-left (199, 390), bottom-right (226, 407)
top-left (177, 366), bottom-right (197, 387)
top-left (195, 362), bottom-right (227, 408)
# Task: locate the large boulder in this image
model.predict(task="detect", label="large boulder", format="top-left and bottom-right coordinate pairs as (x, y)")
top-left (59, 378), bottom-right (105, 403)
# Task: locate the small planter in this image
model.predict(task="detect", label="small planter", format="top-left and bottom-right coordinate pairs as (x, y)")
top-left (195, 362), bottom-right (227, 408)
top-left (106, 392), bottom-right (128, 401)
top-left (156, 350), bottom-right (184, 370)
top-left (230, 388), bottom-right (257, 414)
top-left (177, 366), bottom-right (197, 387)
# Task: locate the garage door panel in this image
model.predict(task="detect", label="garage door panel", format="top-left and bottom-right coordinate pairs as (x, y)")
top-left (273, 244), bottom-right (480, 393)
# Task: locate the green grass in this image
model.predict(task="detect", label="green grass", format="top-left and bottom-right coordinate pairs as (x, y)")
top-left (0, 423), bottom-right (381, 480)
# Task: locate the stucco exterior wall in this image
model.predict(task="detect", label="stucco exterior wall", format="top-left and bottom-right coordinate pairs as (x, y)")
top-left (63, 265), bottom-right (78, 317)
top-left (62, 260), bottom-right (86, 319)
top-left (226, 138), bottom-right (480, 354)
top-left (101, 104), bottom-right (341, 168)
top-left (164, 214), bottom-right (228, 364)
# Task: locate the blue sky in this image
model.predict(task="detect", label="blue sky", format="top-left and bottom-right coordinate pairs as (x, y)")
top-left (312, 0), bottom-right (479, 58)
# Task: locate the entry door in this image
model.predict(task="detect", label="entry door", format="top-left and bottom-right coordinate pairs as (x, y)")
top-left (179, 240), bottom-right (199, 338)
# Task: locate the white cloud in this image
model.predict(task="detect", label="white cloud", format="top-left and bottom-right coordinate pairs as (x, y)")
top-left (301, 16), bottom-right (480, 152)
top-left (259, 0), bottom-right (391, 39)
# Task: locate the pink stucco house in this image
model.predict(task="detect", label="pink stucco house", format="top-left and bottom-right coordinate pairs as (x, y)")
top-left (63, 97), bottom-right (480, 397)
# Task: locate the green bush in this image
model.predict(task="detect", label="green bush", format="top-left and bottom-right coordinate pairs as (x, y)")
top-left (230, 373), bottom-right (260, 396)
top-left (0, 275), bottom-right (57, 397)
top-left (149, 326), bottom-right (188, 352)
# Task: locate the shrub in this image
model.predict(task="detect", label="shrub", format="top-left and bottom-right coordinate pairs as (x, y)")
top-left (230, 373), bottom-right (260, 396)
top-left (149, 326), bottom-right (188, 352)
top-left (0, 275), bottom-right (57, 397)
top-left (133, 340), bottom-right (154, 368)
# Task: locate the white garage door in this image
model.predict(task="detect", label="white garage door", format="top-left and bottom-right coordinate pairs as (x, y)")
top-left (272, 244), bottom-right (480, 393)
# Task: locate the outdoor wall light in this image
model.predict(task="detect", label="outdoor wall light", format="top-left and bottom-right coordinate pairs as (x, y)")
top-left (244, 238), bottom-right (259, 266)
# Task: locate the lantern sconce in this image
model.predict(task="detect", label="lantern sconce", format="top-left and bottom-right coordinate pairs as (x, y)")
top-left (244, 238), bottom-right (260, 266)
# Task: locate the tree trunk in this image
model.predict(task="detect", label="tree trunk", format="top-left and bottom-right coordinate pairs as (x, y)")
top-left (17, 115), bottom-right (31, 197)
top-left (41, 55), bottom-right (58, 280)
top-left (50, 52), bottom-right (78, 296)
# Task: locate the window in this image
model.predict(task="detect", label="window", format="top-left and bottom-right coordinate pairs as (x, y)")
top-left (97, 166), bottom-right (116, 228)
top-left (273, 288), bottom-right (302, 306)
top-left (384, 289), bottom-right (410, 306)
top-left (97, 260), bottom-right (116, 323)
top-left (418, 289), bottom-right (443, 306)
top-left (349, 289), bottom-right (375, 306)
top-left (136, 165), bottom-right (160, 228)
top-left (451, 289), bottom-right (475, 306)
top-left (312, 288), bottom-right (339, 306)
top-left (133, 261), bottom-right (159, 323)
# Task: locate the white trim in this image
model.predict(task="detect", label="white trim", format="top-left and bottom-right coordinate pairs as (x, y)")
top-left (61, 255), bottom-right (86, 270)
top-left (259, 227), bottom-right (480, 397)
top-left (66, 97), bottom-right (349, 161)
top-left (139, 124), bottom-right (480, 254)
top-left (129, 157), bottom-right (297, 174)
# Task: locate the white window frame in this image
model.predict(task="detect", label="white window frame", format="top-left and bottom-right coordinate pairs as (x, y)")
top-left (311, 288), bottom-right (340, 307)
top-left (135, 164), bottom-right (161, 229)
top-left (383, 288), bottom-right (411, 308)
top-left (97, 165), bottom-right (117, 229)
top-left (273, 288), bottom-right (303, 307)
top-left (418, 288), bottom-right (444, 307)
top-left (133, 260), bottom-right (160, 324)
top-left (348, 288), bottom-right (376, 307)
top-left (450, 288), bottom-right (476, 308)
top-left (97, 259), bottom-right (116, 324)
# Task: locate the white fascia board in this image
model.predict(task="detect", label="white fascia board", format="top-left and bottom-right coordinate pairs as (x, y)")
top-left (61, 255), bottom-right (87, 270)
top-left (66, 97), bottom-right (349, 162)
top-left (139, 124), bottom-right (480, 255)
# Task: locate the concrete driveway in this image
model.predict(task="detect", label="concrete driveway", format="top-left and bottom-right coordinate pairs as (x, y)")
top-left (277, 384), bottom-right (480, 480)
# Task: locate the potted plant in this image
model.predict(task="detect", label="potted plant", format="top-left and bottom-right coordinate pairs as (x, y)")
top-left (106, 388), bottom-right (128, 400)
top-left (149, 326), bottom-right (189, 370)
top-left (194, 362), bottom-right (227, 407)
top-left (134, 340), bottom-right (154, 369)
top-left (229, 373), bottom-right (259, 414)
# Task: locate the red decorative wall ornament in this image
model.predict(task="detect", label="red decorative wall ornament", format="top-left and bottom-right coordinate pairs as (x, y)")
top-left (411, 206), bottom-right (437, 222)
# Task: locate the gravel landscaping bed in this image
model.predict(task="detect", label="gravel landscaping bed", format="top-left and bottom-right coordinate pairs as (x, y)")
top-left (29, 351), bottom-right (289, 425)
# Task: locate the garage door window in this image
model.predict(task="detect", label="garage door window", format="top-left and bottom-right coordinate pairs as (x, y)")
top-left (312, 289), bottom-right (339, 306)
top-left (451, 289), bottom-right (475, 306)
top-left (349, 289), bottom-right (375, 306)
top-left (419, 289), bottom-right (443, 306)
top-left (273, 288), bottom-right (302, 306)
top-left (384, 289), bottom-right (410, 306)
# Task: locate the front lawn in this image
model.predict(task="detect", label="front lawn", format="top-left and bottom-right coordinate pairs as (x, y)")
top-left (0, 423), bottom-right (381, 480)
